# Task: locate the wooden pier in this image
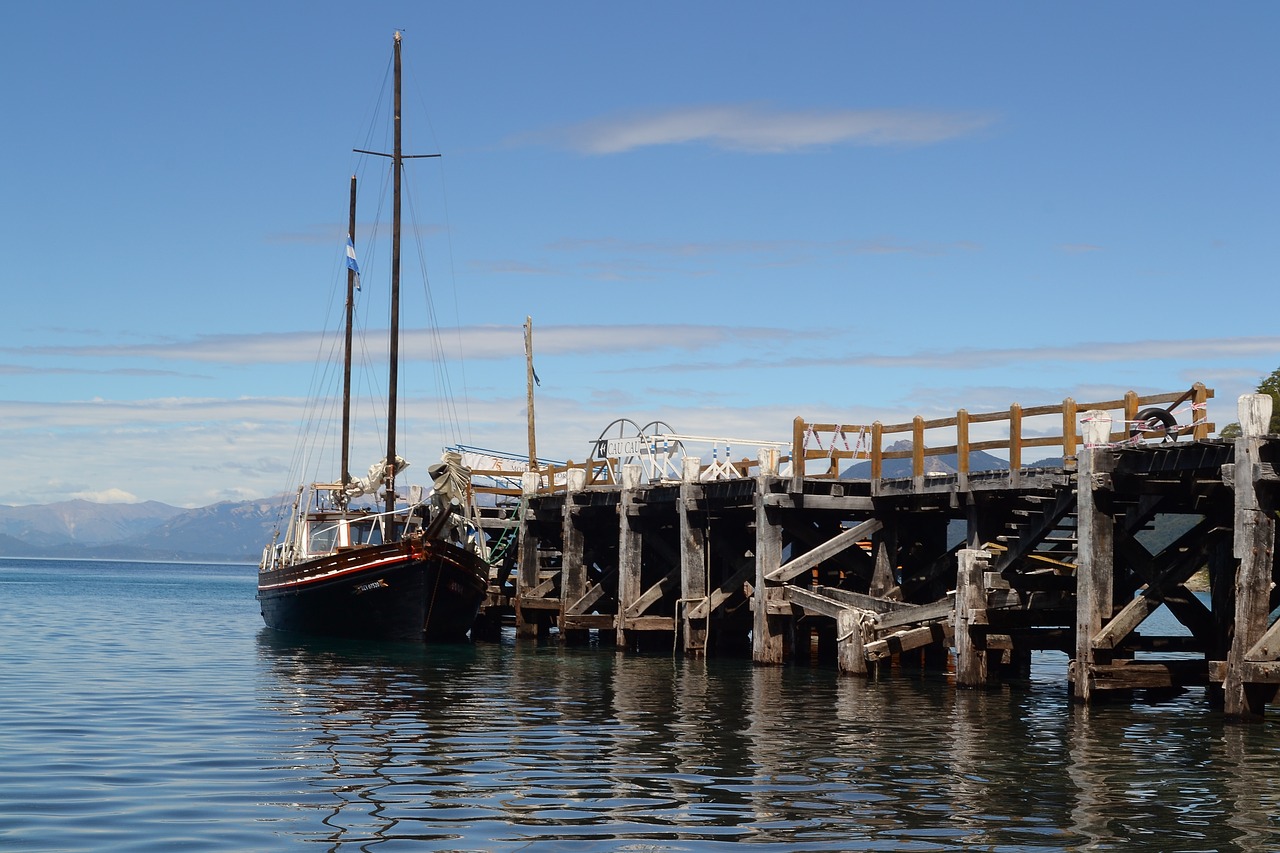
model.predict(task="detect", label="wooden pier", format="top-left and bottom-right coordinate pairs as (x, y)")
top-left (467, 383), bottom-right (1280, 720)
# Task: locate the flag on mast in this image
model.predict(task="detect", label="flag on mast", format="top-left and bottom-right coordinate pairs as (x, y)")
top-left (345, 236), bottom-right (361, 291)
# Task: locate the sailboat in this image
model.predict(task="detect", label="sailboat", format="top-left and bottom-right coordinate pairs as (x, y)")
top-left (257, 31), bottom-right (489, 642)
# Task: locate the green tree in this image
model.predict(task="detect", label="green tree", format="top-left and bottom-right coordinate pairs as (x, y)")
top-left (1218, 366), bottom-right (1280, 438)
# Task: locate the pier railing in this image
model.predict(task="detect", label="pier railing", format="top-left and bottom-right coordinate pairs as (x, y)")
top-left (792, 383), bottom-right (1213, 490)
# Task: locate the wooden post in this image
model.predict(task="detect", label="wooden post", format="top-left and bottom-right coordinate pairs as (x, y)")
top-left (679, 456), bottom-right (708, 655)
top-left (955, 548), bottom-right (992, 688)
top-left (514, 470), bottom-right (542, 638)
top-left (869, 524), bottom-right (900, 600)
top-left (1224, 394), bottom-right (1277, 718)
top-left (791, 417), bottom-right (805, 494)
top-left (956, 409), bottom-right (970, 490)
top-left (1073, 411), bottom-right (1115, 703)
top-left (616, 464), bottom-right (643, 648)
top-left (912, 415), bottom-right (925, 491)
top-left (871, 422), bottom-right (884, 488)
top-left (753, 471), bottom-right (786, 664)
top-left (1062, 397), bottom-right (1078, 466)
top-left (1009, 403), bottom-right (1023, 472)
top-left (560, 467), bottom-right (588, 644)
top-left (1192, 382), bottom-right (1211, 440)
top-left (836, 609), bottom-right (869, 676)
top-left (1123, 390), bottom-right (1139, 443)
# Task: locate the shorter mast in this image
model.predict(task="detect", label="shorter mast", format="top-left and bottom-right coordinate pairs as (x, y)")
top-left (340, 175), bottom-right (357, 504)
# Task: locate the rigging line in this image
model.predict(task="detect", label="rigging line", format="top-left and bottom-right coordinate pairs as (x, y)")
top-left (398, 173), bottom-right (461, 449)
top-left (404, 53), bottom-right (475, 448)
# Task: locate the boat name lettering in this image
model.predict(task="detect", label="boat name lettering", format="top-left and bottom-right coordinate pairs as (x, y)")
top-left (354, 579), bottom-right (389, 594)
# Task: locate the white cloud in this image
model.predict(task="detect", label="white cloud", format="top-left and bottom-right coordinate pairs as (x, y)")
top-left (529, 104), bottom-right (996, 155)
top-left (2, 324), bottom-right (817, 365)
top-left (69, 488), bottom-right (142, 504)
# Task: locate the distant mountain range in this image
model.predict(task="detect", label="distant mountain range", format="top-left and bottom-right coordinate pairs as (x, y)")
top-left (841, 440), bottom-right (1061, 479)
top-left (0, 498), bottom-right (286, 563)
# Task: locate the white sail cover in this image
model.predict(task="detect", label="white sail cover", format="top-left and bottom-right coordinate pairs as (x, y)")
top-left (344, 455), bottom-right (410, 499)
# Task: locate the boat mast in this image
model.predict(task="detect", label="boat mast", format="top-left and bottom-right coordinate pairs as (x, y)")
top-left (340, 175), bottom-right (357, 506)
top-left (385, 30), bottom-right (404, 519)
top-left (352, 31), bottom-right (440, 523)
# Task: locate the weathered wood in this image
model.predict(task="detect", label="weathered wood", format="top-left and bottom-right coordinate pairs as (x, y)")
top-left (753, 475), bottom-right (786, 664)
top-left (623, 565), bottom-right (680, 619)
top-left (764, 518), bottom-right (883, 583)
top-left (761, 493), bottom-right (876, 511)
top-left (866, 623), bottom-right (951, 661)
top-left (784, 585), bottom-right (872, 620)
top-left (1073, 412), bottom-right (1115, 704)
top-left (678, 457), bottom-right (708, 655)
top-left (1244, 616), bottom-right (1280, 662)
top-left (1093, 594), bottom-right (1161, 651)
top-left (558, 468), bottom-right (589, 642)
top-left (875, 596), bottom-right (956, 631)
top-left (616, 464), bottom-right (643, 647)
top-left (1225, 394), bottom-right (1278, 718)
top-left (955, 549), bottom-right (991, 688)
top-left (813, 586), bottom-right (915, 614)
top-left (869, 526), bottom-right (900, 599)
top-left (836, 609), bottom-right (869, 676)
top-left (1089, 659), bottom-right (1209, 690)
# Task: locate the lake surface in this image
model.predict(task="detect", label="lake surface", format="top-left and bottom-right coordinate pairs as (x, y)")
top-left (1, 558), bottom-right (1277, 852)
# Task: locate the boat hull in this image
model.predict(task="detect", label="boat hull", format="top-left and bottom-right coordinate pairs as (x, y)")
top-left (257, 537), bottom-right (488, 642)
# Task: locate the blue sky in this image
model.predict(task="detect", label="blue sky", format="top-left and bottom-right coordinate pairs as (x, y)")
top-left (3, 2), bottom-right (1277, 507)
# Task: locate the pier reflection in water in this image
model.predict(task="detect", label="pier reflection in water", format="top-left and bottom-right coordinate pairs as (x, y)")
top-left (256, 633), bottom-right (1280, 851)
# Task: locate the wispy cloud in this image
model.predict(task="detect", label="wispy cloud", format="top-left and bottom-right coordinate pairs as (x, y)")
top-left (1, 324), bottom-right (819, 365)
top-left (522, 104), bottom-right (996, 154)
top-left (615, 336), bottom-right (1280, 374)
top-left (1058, 243), bottom-right (1103, 254)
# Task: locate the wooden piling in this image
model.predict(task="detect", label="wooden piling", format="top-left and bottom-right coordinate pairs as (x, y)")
top-left (616, 463), bottom-right (643, 648)
top-left (560, 467), bottom-right (589, 644)
top-left (753, 458), bottom-right (786, 665)
top-left (1073, 411), bottom-right (1115, 703)
top-left (679, 456), bottom-right (708, 655)
top-left (1223, 394), bottom-right (1279, 718)
top-left (955, 548), bottom-right (992, 688)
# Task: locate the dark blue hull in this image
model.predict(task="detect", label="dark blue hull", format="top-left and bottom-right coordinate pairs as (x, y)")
top-left (257, 537), bottom-right (488, 642)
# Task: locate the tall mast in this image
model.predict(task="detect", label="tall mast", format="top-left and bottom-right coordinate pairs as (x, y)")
top-left (385, 29), bottom-right (403, 518)
top-left (524, 316), bottom-right (539, 471)
top-left (352, 31), bottom-right (440, 522)
top-left (340, 174), bottom-right (357, 504)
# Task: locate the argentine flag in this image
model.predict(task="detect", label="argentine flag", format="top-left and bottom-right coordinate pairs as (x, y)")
top-left (345, 236), bottom-right (361, 291)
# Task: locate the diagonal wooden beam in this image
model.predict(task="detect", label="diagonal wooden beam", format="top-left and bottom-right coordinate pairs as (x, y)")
top-left (764, 518), bottom-right (883, 583)
top-left (624, 565), bottom-right (681, 618)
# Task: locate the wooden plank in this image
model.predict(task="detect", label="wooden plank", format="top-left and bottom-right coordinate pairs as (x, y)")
top-left (784, 585), bottom-right (872, 620)
top-left (1245, 616), bottom-right (1280, 662)
top-left (566, 582), bottom-right (607, 616)
top-left (875, 596), bottom-right (956, 631)
top-left (865, 623), bottom-right (951, 661)
top-left (686, 560), bottom-right (753, 619)
top-left (765, 518), bottom-right (884, 583)
top-left (762, 493), bottom-right (876, 511)
top-left (620, 615), bottom-right (676, 631)
top-left (623, 565), bottom-right (680, 618)
top-left (561, 614), bottom-right (615, 630)
top-left (1088, 660), bottom-right (1209, 690)
top-left (1092, 594), bottom-right (1161, 650)
top-left (515, 597), bottom-right (562, 611)
top-left (814, 585), bottom-right (914, 614)
top-left (1238, 661), bottom-right (1280, 684)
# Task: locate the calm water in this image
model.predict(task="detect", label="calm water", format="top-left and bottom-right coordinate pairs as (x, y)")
top-left (1, 559), bottom-right (1278, 852)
